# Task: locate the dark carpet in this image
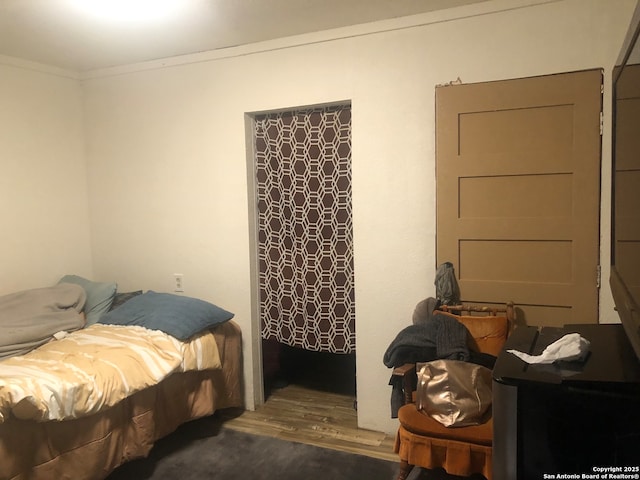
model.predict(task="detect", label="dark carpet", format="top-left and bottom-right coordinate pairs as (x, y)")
top-left (106, 414), bottom-right (398, 480)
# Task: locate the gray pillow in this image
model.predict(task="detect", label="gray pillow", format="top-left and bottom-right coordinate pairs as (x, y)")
top-left (58, 275), bottom-right (117, 325)
top-left (98, 291), bottom-right (234, 340)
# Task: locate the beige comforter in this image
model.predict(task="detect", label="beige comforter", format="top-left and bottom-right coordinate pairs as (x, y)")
top-left (0, 323), bottom-right (222, 424)
top-left (0, 284), bottom-right (87, 359)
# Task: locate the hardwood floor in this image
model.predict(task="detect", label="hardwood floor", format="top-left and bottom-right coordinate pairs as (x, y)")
top-left (218, 384), bottom-right (398, 463)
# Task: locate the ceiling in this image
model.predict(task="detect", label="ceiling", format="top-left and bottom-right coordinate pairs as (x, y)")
top-left (0, 0), bottom-right (490, 72)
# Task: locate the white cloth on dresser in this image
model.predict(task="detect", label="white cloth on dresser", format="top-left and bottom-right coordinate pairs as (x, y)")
top-left (508, 333), bottom-right (590, 364)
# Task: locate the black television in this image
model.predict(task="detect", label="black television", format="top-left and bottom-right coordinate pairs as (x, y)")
top-left (611, 0), bottom-right (640, 362)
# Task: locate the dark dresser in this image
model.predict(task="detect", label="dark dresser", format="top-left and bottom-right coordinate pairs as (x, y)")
top-left (492, 324), bottom-right (640, 480)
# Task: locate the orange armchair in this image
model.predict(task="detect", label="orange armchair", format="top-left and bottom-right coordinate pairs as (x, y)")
top-left (392, 303), bottom-right (514, 480)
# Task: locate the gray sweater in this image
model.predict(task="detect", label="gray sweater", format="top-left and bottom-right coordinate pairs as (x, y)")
top-left (383, 313), bottom-right (470, 368)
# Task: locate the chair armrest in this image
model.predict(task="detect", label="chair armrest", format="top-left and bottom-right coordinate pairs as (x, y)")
top-left (392, 363), bottom-right (417, 404)
top-left (392, 363), bottom-right (417, 376)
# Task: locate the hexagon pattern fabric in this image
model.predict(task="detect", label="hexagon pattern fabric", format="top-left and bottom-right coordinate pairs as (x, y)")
top-left (255, 106), bottom-right (354, 353)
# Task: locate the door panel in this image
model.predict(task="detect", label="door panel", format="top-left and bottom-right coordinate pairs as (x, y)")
top-left (436, 70), bottom-right (602, 326)
top-left (459, 174), bottom-right (573, 218)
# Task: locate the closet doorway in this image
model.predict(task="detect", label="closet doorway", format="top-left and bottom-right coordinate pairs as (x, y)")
top-left (252, 104), bottom-right (355, 402)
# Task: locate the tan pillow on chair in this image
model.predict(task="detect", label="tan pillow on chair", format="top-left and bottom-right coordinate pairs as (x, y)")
top-left (436, 310), bottom-right (509, 356)
top-left (416, 359), bottom-right (493, 427)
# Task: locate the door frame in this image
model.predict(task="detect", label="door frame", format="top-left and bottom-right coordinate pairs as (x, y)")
top-left (244, 100), bottom-right (353, 410)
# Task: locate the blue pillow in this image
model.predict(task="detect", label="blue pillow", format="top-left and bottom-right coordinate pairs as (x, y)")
top-left (109, 290), bottom-right (143, 311)
top-left (58, 275), bottom-right (117, 325)
top-left (98, 291), bottom-right (234, 340)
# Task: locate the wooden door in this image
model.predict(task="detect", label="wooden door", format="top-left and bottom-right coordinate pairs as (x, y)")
top-left (436, 70), bottom-right (602, 326)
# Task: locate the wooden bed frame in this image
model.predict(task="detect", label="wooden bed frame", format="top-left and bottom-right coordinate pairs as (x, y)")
top-left (0, 320), bottom-right (243, 480)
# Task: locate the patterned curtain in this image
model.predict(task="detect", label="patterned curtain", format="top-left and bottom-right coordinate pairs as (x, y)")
top-left (254, 105), bottom-right (354, 353)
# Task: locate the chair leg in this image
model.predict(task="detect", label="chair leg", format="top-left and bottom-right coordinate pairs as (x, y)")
top-left (396, 460), bottom-right (414, 480)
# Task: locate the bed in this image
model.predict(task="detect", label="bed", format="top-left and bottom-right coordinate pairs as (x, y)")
top-left (0, 279), bottom-right (243, 480)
